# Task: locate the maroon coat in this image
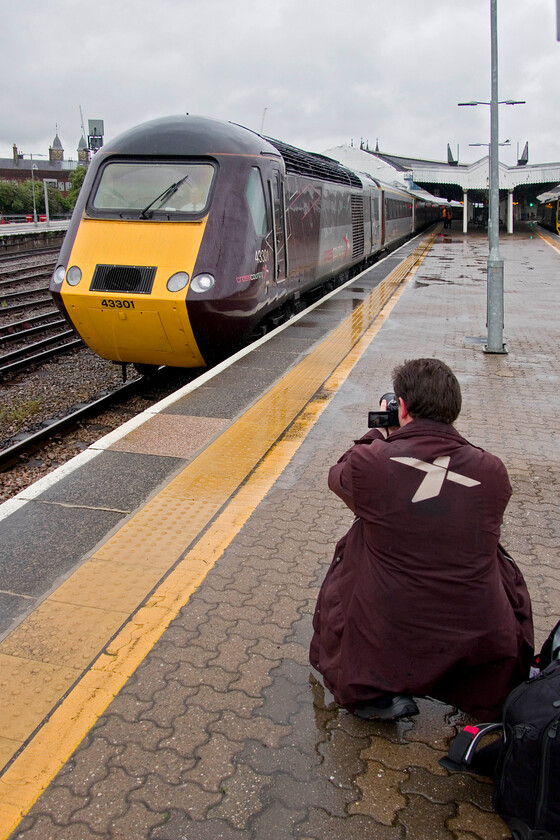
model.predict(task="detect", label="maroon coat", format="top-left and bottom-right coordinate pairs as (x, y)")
top-left (310, 419), bottom-right (533, 721)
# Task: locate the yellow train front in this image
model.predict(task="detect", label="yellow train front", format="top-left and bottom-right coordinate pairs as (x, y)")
top-left (537, 197), bottom-right (560, 236)
top-left (51, 115), bottom-right (440, 370)
top-left (51, 115), bottom-right (300, 369)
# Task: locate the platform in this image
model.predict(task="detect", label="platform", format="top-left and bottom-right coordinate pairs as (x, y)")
top-left (0, 220), bottom-right (69, 253)
top-left (1, 222), bottom-right (560, 840)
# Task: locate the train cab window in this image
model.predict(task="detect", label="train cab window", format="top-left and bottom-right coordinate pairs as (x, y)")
top-left (90, 161), bottom-right (216, 218)
top-left (246, 167), bottom-right (268, 236)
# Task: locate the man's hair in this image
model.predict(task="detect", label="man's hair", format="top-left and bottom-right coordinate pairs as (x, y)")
top-left (392, 358), bottom-right (461, 424)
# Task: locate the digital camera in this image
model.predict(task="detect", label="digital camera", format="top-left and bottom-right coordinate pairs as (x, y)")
top-left (368, 392), bottom-right (399, 429)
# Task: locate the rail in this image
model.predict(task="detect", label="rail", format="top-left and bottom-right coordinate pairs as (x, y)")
top-left (0, 377), bottom-right (146, 472)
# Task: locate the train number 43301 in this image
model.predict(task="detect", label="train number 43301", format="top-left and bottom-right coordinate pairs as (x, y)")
top-left (101, 299), bottom-right (136, 309)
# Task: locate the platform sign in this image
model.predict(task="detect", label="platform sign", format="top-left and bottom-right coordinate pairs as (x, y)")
top-left (88, 120), bottom-right (104, 137)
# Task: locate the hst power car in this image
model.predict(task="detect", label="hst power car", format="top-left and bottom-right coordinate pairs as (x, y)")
top-left (50, 115), bottom-right (439, 370)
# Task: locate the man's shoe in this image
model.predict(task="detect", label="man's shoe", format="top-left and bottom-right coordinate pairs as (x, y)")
top-left (354, 694), bottom-right (419, 721)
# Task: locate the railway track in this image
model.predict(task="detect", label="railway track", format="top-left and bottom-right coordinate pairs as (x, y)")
top-left (0, 359), bottom-right (202, 480)
top-left (0, 246), bottom-right (60, 268)
top-left (0, 376), bottom-right (146, 472)
top-left (0, 250), bottom-right (83, 377)
top-left (0, 366), bottom-right (205, 479)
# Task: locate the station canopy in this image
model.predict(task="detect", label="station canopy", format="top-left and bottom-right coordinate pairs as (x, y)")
top-left (323, 144), bottom-right (560, 206)
top-left (362, 149), bottom-right (560, 205)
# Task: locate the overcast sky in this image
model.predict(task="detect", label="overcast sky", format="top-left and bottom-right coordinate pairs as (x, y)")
top-left (1, 0), bottom-right (558, 168)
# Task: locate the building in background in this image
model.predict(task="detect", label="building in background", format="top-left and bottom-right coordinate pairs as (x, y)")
top-left (0, 130), bottom-right (88, 197)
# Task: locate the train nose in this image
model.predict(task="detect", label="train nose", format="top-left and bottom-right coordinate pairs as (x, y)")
top-left (54, 219), bottom-right (210, 368)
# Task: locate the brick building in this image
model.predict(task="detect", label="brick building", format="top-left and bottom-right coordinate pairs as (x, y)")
top-left (0, 130), bottom-right (89, 196)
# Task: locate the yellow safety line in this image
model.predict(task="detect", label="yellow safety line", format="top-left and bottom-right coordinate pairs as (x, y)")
top-left (535, 228), bottom-right (560, 255)
top-left (0, 231), bottom-right (436, 838)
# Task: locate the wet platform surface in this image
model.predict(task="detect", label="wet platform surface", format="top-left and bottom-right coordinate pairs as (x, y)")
top-left (1, 222), bottom-right (560, 839)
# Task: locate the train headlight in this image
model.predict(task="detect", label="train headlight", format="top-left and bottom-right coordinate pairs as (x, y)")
top-left (190, 273), bottom-right (215, 293)
top-left (167, 271), bottom-right (190, 292)
top-left (66, 266), bottom-right (82, 286)
top-left (52, 266), bottom-right (66, 285)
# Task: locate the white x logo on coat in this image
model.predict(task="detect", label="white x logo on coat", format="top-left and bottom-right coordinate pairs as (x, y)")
top-left (390, 455), bottom-right (481, 503)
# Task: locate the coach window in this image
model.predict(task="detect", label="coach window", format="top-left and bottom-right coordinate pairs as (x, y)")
top-left (371, 194), bottom-right (380, 242)
top-left (246, 167), bottom-right (268, 236)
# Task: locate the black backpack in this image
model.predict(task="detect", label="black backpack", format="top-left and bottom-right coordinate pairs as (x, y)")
top-left (441, 621), bottom-right (560, 840)
top-left (494, 659), bottom-right (560, 838)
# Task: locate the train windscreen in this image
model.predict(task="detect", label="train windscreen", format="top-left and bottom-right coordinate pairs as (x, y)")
top-left (91, 161), bottom-right (216, 218)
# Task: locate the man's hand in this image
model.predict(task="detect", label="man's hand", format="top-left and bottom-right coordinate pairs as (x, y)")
top-left (380, 398), bottom-right (400, 434)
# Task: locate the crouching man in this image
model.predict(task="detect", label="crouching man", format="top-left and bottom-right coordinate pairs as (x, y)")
top-left (310, 358), bottom-right (533, 721)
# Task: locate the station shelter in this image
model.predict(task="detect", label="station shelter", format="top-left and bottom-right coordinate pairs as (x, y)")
top-left (368, 147), bottom-right (560, 234)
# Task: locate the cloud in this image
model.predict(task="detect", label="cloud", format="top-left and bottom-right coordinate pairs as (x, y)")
top-left (1, 0), bottom-right (558, 167)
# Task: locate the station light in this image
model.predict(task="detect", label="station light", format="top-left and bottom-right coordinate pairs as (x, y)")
top-left (458, 99), bottom-right (525, 106)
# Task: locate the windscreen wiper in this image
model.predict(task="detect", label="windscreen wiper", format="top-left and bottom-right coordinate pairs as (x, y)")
top-left (140, 175), bottom-right (189, 219)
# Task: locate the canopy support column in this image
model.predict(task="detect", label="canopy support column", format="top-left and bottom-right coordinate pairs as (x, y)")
top-left (507, 190), bottom-right (514, 234)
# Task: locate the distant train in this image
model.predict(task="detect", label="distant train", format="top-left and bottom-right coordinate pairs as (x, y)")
top-left (50, 115), bottom-right (440, 371)
top-left (537, 197), bottom-right (560, 236)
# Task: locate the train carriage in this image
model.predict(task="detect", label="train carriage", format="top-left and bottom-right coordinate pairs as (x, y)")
top-left (537, 197), bottom-right (560, 236)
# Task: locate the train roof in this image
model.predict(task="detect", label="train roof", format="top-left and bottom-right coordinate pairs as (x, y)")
top-left (91, 115), bottom-right (364, 189)
top-left (264, 137), bottom-right (363, 189)
top-left (93, 115), bottom-right (282, 159)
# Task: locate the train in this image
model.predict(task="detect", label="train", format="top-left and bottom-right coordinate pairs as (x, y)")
top-left (537, 197), bottom-right (560, 236)
top-left (50, 115), bottom-right (441, 371)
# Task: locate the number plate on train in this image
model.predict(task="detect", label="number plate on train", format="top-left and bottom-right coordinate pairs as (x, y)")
top-left (100, 299), bottom-right (136, 309)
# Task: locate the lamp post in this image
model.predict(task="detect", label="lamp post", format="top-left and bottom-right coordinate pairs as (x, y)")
top-left (43, 180), bottom-right (50, 225)
top-left (30, 164), bottom-right (38, 225)
top-left (42, 179), bottom-right (57, 226)
top-left (458, 0), bottom-right (525, 354)
top-left (487, 2), bottom-right (506, 356)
